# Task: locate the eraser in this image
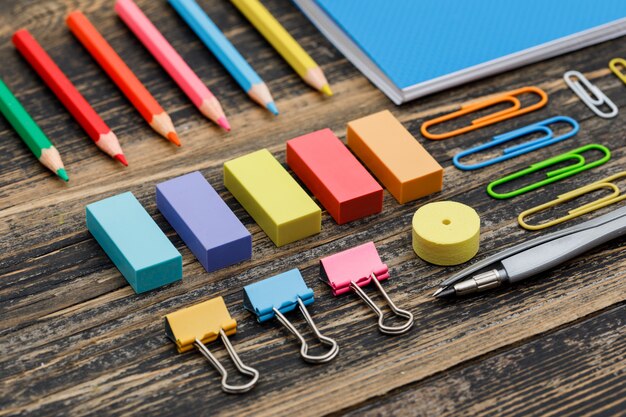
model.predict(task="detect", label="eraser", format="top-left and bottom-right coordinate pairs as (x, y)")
top-left (156, 171), bottom-right (251, 273)
top-left (320, 242), bottom-right (390, 296)
top-left (347, 110), bottom-right (444, 204)
top-left (86, 192), bottom-right (182, 293)
top-left (224, 149), bottom-right (321, 247)
top-left (286, 128), bottom-right (383, 224)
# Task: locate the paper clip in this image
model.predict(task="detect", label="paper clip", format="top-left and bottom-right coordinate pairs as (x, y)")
top-left (320, 242), bottom-right (413, 335)
top-left (518, 171), bottom-right (626, 230)
top-left (563, 71), bottom-right (618, 119)
top-left (243, 269), bottom-right (339, 363)
top-left (420, 86), bottom-right (548, 140)
top-left (453, 116), bottom-right (579, 170)
top-left (609, 58), bottom-right (626, 85)
top-left (487, 144), bottom-right (611, 199)
top-left (164, 297), bottom-right (259, 394)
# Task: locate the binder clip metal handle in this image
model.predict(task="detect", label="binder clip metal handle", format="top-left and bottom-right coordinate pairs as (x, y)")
top-left (350, 273), bottom-right (414, 335)
top-left (194, 329), bottom-right (260, 394)
top-left (273, 298), bottom-right (339, 364)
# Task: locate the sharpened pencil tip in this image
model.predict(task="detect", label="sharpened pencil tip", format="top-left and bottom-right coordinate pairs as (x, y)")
top-left (115, 154), bottom-right (128, 166)
top-left (56, 168), bottom-right (69, 182)
top-left (167, 132), bottom-right (181, 147)
top-left (432, 288), bottom-right (443, 297)
top-left (266, 102), bottom-right (279, 115)
top-left (217, 116), bottom-right (231, 131)
top-left (320, 84), bottom-right (333, 97)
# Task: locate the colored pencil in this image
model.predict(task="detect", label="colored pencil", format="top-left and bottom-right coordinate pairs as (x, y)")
top-left (229, 0), bottom-right (332, 96)
top-left (0, 79), bottom-right (68, 181)
top-left (66, 11), bottom-right (180, 146)
top-left (115, 0), bottom-right (230, 131)
top-left (12, 29), bottom-right (128, 166)
top-left (169, 0), bottom-right (278, 115)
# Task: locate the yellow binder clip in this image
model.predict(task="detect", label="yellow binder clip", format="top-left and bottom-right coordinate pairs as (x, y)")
top-left (165, 296), bottom-right (259, 394)
top-left (420, 86), bottom-right (548, 140)
top-left (609, 58), bottom-right (626, 85)
top-left (518, 171), bottom-right (626, 231)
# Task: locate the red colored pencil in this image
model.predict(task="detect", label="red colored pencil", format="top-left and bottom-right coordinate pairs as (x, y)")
top-left (66, 11), bottom-right (180, 146)
top-left (12, 29), bottom-right (128, 166)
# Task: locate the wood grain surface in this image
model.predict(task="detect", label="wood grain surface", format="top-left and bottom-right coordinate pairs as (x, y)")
top-left (0, 1), bottom-right (625, 416)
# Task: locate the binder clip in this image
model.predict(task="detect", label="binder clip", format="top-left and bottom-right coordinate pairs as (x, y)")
top-left (518, 171), bottom-right (626, 230)
top-left (609, 58), bottom-right (626, 85)
top-left (165, 297), bottom-right (259, 394)
top-left (453, 116), bottom-right (579, 171)
top-left (563, 70), bottom-right (618, 119)
top-left (487, 144), bottom-right (611, 199)
top-left (243, 269), bottom-right (339, 363)
top-left (420, 86), bottom-right (548, 140)
top-left (320, 242), bottom-right (413, 335)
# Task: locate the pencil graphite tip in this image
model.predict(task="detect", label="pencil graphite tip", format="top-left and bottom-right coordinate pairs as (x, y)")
top-left (320, 84), bottom-right (333, 97)
top-left (56, 168), bottom-right (69, 182)
top-left (217, 116), bottom-right (231, 132)
top-left (115, 154), bottom-right (129, 167)
top-left (266, 101), bottom-right (279, 115)
top-left (167, 132), bottom-right (182, 147)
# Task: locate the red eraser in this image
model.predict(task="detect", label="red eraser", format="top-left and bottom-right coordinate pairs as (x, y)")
top-left (286, 128), bottom-right (383, 224)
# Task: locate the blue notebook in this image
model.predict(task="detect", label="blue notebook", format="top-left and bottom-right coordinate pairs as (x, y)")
top-left (294, 0), bottom-right (626, 104)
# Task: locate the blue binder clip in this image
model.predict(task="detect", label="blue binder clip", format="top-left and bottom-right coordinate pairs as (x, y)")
top-left (453, 116), bottom-right (579, 170)
top-left (243, 269), bottom-right (339, 363)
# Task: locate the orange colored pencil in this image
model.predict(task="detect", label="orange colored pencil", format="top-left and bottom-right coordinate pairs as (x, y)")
top-left (66, 10), bottom-right (180, 146)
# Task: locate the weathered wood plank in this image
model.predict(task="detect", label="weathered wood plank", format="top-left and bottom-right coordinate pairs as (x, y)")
top-left (339, 305), bottom-right (626, 417)
top-left (0, 0), bottom-right (625, 415)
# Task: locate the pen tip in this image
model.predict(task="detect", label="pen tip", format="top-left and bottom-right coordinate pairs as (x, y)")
top-left (167, 132), bottom-right (181, 147)
top-left (320, 84), bottom-right (333, 97)
top-left (266, 102), bottom-right (279, 115)
top-left (434, 287), bottom-right (456, 299)
top-left (115, 154), bottom-right (128, 167)
top-left (217, 116), bottom-right (231, 132)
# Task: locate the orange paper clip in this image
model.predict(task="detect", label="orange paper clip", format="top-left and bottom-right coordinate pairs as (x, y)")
top-left (421, 86), bottom-right (548, 140)
top-left (518, 171), bottom-right (626, 230)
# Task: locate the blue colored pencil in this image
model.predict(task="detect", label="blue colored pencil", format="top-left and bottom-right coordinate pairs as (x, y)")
top-left (169, 0), bottom-right (278, 115)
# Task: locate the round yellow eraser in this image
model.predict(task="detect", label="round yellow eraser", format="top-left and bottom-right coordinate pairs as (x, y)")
top-left (411, 201), bottom-right (480, 266)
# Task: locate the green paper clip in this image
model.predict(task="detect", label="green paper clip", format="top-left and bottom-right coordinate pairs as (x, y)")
top-left (487, 144), bottom-right (611, 199)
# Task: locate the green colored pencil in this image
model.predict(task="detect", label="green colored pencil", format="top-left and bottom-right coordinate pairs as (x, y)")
top-left (0, 78), bottom-right (68, 181)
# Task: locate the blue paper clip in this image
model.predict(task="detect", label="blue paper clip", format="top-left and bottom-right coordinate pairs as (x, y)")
top-left (453, 116), bottom-right (580, 170)
top-left (243, 269), bottom-right (339, 363)
top-left (487, 144), bottom-right (611, 199)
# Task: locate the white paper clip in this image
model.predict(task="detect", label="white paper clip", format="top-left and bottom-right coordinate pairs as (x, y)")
top-left (563, 70), bottom-right (618, 119)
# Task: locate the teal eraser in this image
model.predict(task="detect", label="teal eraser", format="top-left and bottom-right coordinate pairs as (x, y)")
top-left (86, 192), bottom-right (182, 293)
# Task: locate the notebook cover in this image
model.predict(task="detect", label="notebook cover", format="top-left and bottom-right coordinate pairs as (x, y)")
top-left (313, 0), bottom-right (626, 90)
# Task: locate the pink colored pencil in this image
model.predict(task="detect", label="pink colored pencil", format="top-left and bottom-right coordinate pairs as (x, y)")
top-left (115, 0), bottom-right (230, 131)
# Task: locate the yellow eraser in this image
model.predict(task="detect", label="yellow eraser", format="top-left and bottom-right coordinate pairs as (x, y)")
top-left (164, 297), bottom-right (237, 353)
top-left (412, 201), bottom-right (480, 266)
top-left (224, 149), bottom-right (321, 247)
top-left (347, 110), bottom-right (444, 204)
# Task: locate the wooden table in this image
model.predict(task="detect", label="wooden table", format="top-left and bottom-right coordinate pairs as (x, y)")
top-left (1, 1), bottom-right (625, 416)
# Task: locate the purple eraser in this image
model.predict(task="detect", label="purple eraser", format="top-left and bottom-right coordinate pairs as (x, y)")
top-left (156, 171), bottom-right (252, 272)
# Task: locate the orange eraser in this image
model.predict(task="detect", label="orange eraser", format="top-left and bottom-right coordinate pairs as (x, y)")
top-left (347, 110), bottom-right (443, 204)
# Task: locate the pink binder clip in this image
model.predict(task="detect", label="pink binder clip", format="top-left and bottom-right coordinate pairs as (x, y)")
top-left (320, 242), bottom-right (413, 334)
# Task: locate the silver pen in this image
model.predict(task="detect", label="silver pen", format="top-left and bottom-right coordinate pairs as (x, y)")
top-left (433, 205), bottom-right (626, 298)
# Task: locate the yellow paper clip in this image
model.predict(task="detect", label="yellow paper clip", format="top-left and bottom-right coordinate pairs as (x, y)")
top-left (518, 171), bottom-right (626, 230)
top-left (164, 297), bottom-right (259, 394)
top-left (609, 58), bottom-right (626, 85)
top-left (420, 86), bottom-right (548, 140)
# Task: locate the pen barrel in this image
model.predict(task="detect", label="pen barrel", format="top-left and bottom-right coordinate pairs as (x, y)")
top-left (501, 212), bottom-right (626, 283)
